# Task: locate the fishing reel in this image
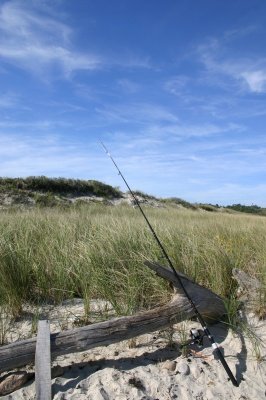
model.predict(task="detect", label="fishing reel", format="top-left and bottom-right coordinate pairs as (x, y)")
top-left (180, 328), bottom-right (205, 348)
top-left (190, 328), bottom-right (205, 347)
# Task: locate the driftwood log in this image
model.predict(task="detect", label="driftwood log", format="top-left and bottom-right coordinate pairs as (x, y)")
top-left (144, 261), bottom-right (226, 321)
top-left (0, 261), bottom-right (226, 374)
top-left (232, 268), bottom-right (265, 319)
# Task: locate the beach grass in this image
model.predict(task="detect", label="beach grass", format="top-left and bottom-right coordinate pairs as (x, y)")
top-left (0, 204), bottom-right (265, 322)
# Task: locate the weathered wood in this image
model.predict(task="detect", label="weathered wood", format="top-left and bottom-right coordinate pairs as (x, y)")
top-left (232, 268), bottom-right (265, 318)
top-left (144, 260), bottom-right (226, 320)
top-left (0, 261), bottom-right (226, 374)
top-left (35, 320), bottom-right (51, 400)
top-left (232, 268), bottom-right (262, 298)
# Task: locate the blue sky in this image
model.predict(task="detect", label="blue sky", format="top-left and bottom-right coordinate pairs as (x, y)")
top-left (0, 0), bottom-right (266, 205)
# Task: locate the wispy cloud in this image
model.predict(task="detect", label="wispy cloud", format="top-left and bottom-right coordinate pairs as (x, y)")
top-left (0, 3), bottom-right (264, 206)
top-left (1, 127), bottom-right (266, 205)
top-left (114, 54), bottom-right (152, 69)
top-left (117, 79), bottom-right (141, 94)
top-left (164, 76), bottom-right (190, 96)
top-left (197, 33), bottom-right (266, 94)
top-left (0, 119), bottom-right (71, 130)
top-left (0, 1), bottom-right (102, 78)
top-left (0, 1), bottom-right (153, 80)
top-left (96, 102), bottom-right (179, 125)
top-left (0, 133), bottom-right (102, 178)
top-left (240, 70), bottom-right (266, 93)
top-left (0, 91), bottom-right (18, 108)
top-left (99, 127), bottom-right (266, 203)
top-left (146, 121), bottom-right (244, 140)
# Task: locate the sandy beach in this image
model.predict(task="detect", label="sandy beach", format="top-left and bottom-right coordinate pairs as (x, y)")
top-left (0, 299), bottom-right (265, 399)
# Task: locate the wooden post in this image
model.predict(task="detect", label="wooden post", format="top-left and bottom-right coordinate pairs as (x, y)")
top-left (35, 320), bottom-right (51, 400)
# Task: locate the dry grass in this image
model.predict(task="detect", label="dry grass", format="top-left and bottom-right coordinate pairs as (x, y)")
top-left (0, 204), bottom-right (265, 323)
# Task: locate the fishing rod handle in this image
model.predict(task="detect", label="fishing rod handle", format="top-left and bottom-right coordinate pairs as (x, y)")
top-left (212, 344), bottom-right (239, 387)
top-left (203, 325), bottom-right (238, 387)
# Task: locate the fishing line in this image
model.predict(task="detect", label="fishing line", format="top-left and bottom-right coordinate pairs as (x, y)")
top-left (100, 141), bottom-right (238, 387)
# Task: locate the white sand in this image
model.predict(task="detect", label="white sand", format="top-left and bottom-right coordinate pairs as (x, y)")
top-left (1, 300), bottom-right (265, 399)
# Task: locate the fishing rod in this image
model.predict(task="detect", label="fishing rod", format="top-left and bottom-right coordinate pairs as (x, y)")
top-left (100, 141), bottom-right (239, 387)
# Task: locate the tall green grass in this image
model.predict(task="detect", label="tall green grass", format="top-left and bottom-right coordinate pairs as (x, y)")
top-left (0, 204), bottom-right (265, 320)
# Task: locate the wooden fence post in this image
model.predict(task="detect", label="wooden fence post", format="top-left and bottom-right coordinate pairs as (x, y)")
top-left (35, 320), bottom-right (51, 400)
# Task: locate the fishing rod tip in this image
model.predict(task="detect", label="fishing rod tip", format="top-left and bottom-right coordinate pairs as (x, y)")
top-left (99, 140), bottom-right (107, 152)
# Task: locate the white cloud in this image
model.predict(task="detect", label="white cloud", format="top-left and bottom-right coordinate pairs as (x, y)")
top-left (240, 70), bottom-right (266, 93)
top-left (0, 1), bottom-right (71, 42)
top-left (0, 1), bottom-right (152, 79)
top-left (0, 1), bottom-right (102, 78)
top-left (197, 35), bottom-right (266, 94)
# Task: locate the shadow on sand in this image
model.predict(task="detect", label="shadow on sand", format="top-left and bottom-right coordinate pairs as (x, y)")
top-left (52, 321), bottom-right (247, 396)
